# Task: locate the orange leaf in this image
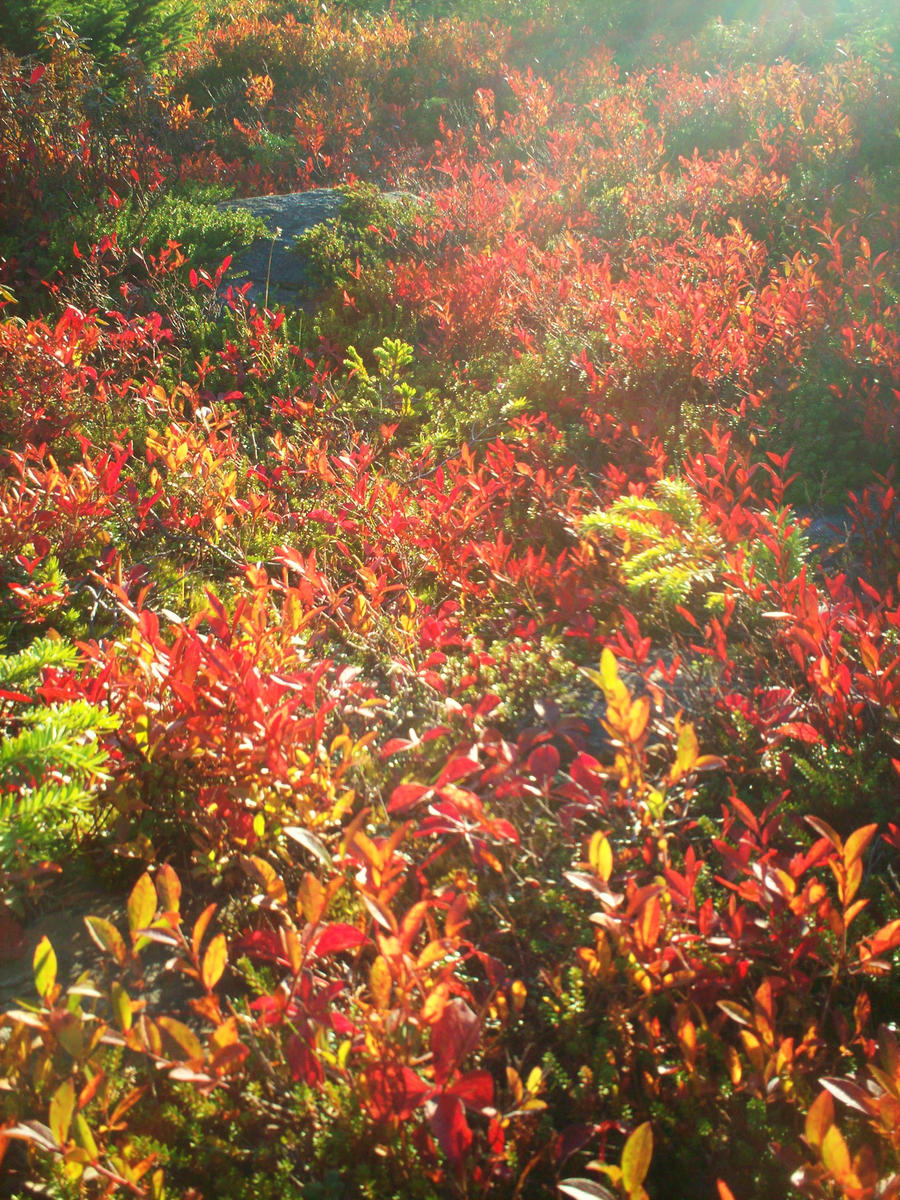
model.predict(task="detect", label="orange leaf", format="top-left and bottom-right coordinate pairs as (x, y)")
top-left (445, 892), bottom-right (469, 940)
top-left (821, 1123), bottom-right (851, 1180)
top-left (155, 864), bottom-right (181, 914)
top-left (844, 824), bottom-right (877, 868)
top-left (805, 1089), bottom-right (834, 1150)
top-left (370, 956), bottom-right (392, 1010)
top-left (297, 872), bottom-right (326, 925)
top-left (805, 815), bottom-right (842, 852)
top-left (626, 695), bottom-right (650, 743)
top-left (191, 903), bottom-right (217, 962)
top-left (865, 918), bottom-right (900, 959)
top-left (201, 934), bottom-right (228, 991)
top-left (421, 981), bottom-right (451, 1025)
top-left (636, 895), bottom-right (661, 951)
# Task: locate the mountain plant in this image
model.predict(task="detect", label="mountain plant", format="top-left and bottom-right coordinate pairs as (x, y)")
top-left (0, 638), bottom-right (118, 873)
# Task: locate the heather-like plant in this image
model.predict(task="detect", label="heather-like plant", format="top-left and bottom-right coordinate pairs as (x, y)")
top-left (0, 638), bottom-right (118, 871)
top-left (581, 475), bottom-right (808, 619)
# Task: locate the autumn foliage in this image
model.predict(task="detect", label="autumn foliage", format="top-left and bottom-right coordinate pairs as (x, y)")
top-left (1, 0), bottom-right (899, 1196)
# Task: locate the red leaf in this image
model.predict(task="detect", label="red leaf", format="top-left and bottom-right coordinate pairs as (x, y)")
top-left (388, 783), bottom-right (431, 813)
top-left (431, 997), bottom-right (479, 1087)
top-left (420, 669), bottom-right (446, 693)
top-left (366, 1064), bottom-right (430, 1121)
top-left (381, 737), bottom-right (415, 758)
top-left (527, 744), bottom-right (560, 784)
top-left (426, 1094), bottom-right (472, 1167)
top-left (774, 722), bottom-right (823, 745)
top-left (555, 1123), bottom-right (600, 1165)
top-left (29, 64), bottom-right (46, 86)
top-left (447, 1069), bottom-right (494, 1111)
top-left (436, 755), bottom-right (480, 787)
top-left (487, 818), bottom-right (519, 844)
top-left (312, 923), bottom-right (367, 956)
top-left (249, 992), bottom-right (287, 1026)
top-left (286, 1034), bottom-right (323, 1086)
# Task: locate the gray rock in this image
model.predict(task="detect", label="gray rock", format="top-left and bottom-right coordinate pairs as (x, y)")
top-left (217, 188), bottom-right (345, 309)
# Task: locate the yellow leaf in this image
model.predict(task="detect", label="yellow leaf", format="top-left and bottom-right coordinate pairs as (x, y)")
top-left (112, 982), bottom-right (132, 1033)
top-left (621, 1122), bottom-right (653, 1194)
top-left (49, 1079), bottom-right (75, 1146)
top-left (417, 939), bottom-right (451, 971)
top-left (600, 647), bottom-right (619, 693)
top-left (589, 831), bottom-right (613, 883)
top-left (511, 980), bottom-right (527, 1014)
top-left (844, 824), bottom-right (877, 869)
top-left (525, 1065), bottom-right (543, 1095)
top-left (72, 1113), bottom-right (98, 1162)
top-left (211, 1017), bottom-right (241, 1051)
top-left (672, 723), bottom-right (698, 782)
top-left (726, 1044), bottom-right (742, 1085)
top-left (84, 916), bottom-right (128, 966)
top-left (34, 936), bottom-right (57, 1000)
top-left (191, 903), bottom-right (217, 962)
top-left (283, 927), bottom-right (303, 975)
top-left (240, 855), bottom-right (288, 904)
top-left (157, 1016), bottom-right (203, 1064)
top-left (55, 1012), bottom-right (86, 1059)
top-left (127, 872), bottom-right (156, 936)
top-left (421, 982), bottom-right (450, 1024)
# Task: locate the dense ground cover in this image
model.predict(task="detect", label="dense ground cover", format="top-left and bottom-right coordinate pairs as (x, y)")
top-left (1, 0), bottom-right (899, 1195)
